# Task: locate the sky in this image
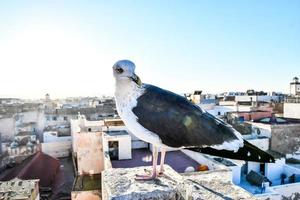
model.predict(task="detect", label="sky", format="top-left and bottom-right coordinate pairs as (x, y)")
top-left (0, 0), bottom-right (299, 99)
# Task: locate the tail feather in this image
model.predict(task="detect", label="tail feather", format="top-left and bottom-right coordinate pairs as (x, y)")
top-left (187, 140), bottom-right (275, 163)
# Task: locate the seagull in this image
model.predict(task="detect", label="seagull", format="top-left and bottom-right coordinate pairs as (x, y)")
top-left (113, 60), bottom-right (275, 180)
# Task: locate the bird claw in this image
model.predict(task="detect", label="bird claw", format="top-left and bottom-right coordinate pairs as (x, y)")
top-left (135, 169), bottom-right (164, 180)
top-left (158, 171), bottom-right (164, 177)
top-left (135, 173), bottom-right (157, 180)
top-left (135, 169), bottom-right (158, 180)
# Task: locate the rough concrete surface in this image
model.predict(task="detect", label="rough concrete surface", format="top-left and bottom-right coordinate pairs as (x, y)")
top-left (182, 170), bottom-right (257, 200)
top-left (102, 165), bottom-right (185, 200)
top-left (102, 165), bottom-right (258, 200)
top-left (271, 124), bottom-right (300, 155)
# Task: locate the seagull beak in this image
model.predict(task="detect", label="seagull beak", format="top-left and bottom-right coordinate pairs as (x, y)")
top-left (130, 73), bottom-right (142, 86)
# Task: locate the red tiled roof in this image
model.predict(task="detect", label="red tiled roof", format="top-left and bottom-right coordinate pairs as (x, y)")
top-left (0, 151), bottom-right (60, 187)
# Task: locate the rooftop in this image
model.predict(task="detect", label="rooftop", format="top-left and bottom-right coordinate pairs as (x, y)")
top-left (253, 116), bottom-right (300, 124)
top-left (286, 158), bottom-right (300, 169)
top-left (104, 130), bottom-right (129, 136)
top-left (266, 150), bottom-right (285, 159)
top-left (0, 151), bottom-right (60, 188)
top-left (72, 174), bottom-right (101, 191)
top-left (111, 149), bottom-right (200, 173)
top-left (0, 178), bottom-right (39, 200)
top-left (183, 170), bottom-right (257, 200)
top-left (213, 157), bottom-right (237, 167)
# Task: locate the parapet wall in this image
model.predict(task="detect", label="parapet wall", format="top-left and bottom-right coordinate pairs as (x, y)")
top-left (102, 165), bottom-right (257, 200)
top-left (271, 124), bottom-right (300, 155)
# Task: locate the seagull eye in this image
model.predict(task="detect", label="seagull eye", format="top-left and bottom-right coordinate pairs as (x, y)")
top-left (116, 67), bottom-right (124, 74)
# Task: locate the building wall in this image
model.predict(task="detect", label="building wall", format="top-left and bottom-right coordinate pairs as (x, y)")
top-left (284, 103), bottom-right (300, 119)
top-left (264, 159), bottom-right (285, 182)
top-left (247, 138), bottom-right (269, 151)
top-left (205, 105), bottom-right (235, 116)
top-left (41, 141), bottom-right (72, 158)
top-left (45, 114), bottom-right (73, 127)
top-left (205, 105), bottom-right (252, 117)
top-left (248, 122), bottom-right (272, 138)
top-left (75, 132), bottom-right (104, 175)
top-left (283, 165), bottom-right (300, 181)
top-left (235, 95), bottom-right (280, 103)
top-left (0, 118), bottom-right (15, 141)
top-left (17, 110), bottom-right (46, 136)
top-left (257, 183), bottom-right (300, 200)
top-left (271, 183), bottom-right (300, 200)
top-left (271, 124), bottom-right (300, 155)
top-left (43, 131), bottom-right (71, 143)
top-left (104, 133), bottom-right (132, 160)
top-left (290, 84), bottom-right (300, 95)
top-left (237, 111), bottom-right (272, 121)
top-left (247, 161), bottom-right (260, 174)
top-left (132, 140), bottom-right (148, 149)
top-left (230, 165), bottom-right (241, 185)
top-left (0, 110), bottom-right (46, 142)
top-left (119, 138), bottom-right (131, 160)
top-left (0, 134), bottom-right (2, 154)
top-left (71, 191), bottom-right (101, 200)
top-left (181, 149), bottom-right (226, 171)
top-left (103, 124), bottom-right (147, 150)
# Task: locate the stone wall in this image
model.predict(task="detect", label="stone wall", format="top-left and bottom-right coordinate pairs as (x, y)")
top-left (74, 132), bottom-right (104, 175)
top-left (284, 103), bottom-right (300, 119)
top-left (257, 182), bottom-right (300, 200)
top-left (270, 124), bottom-right (300, 155)
top-left (0, 118), bottom-right (15, 141)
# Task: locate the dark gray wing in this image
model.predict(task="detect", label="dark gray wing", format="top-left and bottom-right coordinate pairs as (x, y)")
top-left (132, 84), bottom-right (239, 148)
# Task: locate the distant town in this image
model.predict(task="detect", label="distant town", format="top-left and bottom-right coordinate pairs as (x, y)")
top-left (1, 77), bottom-right (300, 200)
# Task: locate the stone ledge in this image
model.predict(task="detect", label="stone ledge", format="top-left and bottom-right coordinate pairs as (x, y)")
top-left (102, 165), bottom-right (257, 200)
top-left (102, 165), bottom-right (185, 200)
top-left (183, 170), bottom-right (257, 200)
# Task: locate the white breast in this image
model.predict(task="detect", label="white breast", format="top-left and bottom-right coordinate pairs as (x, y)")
top-left (114, 80), bottom-right (163, 146)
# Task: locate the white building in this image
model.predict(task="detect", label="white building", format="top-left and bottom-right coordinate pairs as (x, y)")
top-left (41, 131), bottom-right (72, 158)
top-left (290, 77), bottom-right (300, 96)
top-left (235, 95), bottom-right (280, 103)
top-left (0, 98), bottom-right (21, 105)
top-left (103, 130), bottom-right (132, 160)
top-left (284, 97), bottom-right (300, 119)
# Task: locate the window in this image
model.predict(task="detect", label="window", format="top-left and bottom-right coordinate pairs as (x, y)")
top-left (256, 128), bottom-right (261, 135)
top-left (64, 116), bottom-right (68, 121)
top-left (260, 163), bottom-right (265, 175)
top-left (53, 116), bottom-right (57, 121)
top-left (108, 141), bottom-right (119, 160)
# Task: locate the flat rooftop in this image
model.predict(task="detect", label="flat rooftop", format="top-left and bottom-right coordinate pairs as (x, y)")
top-left (111, 148), bottom-right (199, 173)
top-left (72, 174), bottom-right (101, 191)
top-left (0, 178), bottom-right (39, 199)
top-left (213, 157), bottom-right (237, 167)
top-left (105, 130), bottom-right (129, 136)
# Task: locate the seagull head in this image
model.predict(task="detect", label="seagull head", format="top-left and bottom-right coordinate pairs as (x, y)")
top-left (113, 60), bottom-right (141, 86)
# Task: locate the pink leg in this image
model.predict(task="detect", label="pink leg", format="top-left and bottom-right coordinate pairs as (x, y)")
top-left (135, 146), bottom-right (158, 180)
top-left (159, 147), bottom-right (166, 175)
